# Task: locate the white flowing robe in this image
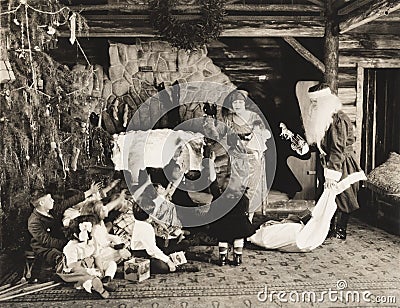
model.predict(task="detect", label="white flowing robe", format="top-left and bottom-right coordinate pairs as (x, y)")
top-left (249, 171), bottom-right (366, 252)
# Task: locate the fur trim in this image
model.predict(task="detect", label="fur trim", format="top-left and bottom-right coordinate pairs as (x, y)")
top-left (324, 168), bottom-right (342, 181)
top-left (308, 88), bottom-right (332, 99)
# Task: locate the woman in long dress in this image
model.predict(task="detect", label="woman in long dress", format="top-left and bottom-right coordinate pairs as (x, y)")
top-left (222, 89), bottom-right (271, 222)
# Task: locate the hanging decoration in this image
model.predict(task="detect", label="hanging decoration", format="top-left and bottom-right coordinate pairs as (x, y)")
top-left (149, 0), bottom-right (225, 50)
top-left (1, 0), bottom-right (88, 51)
top-left (0, 8), bottom-right (16, 84)
top-left (0, 1), bottom-right (104, 252)
top-left (0, 0), bottom-right (90, 97)
top-left (69, 12), bottom-right (76, 45)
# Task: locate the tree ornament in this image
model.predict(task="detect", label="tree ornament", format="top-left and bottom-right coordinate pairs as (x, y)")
top-left (47, 26), bottom-right (56, 35)
top-left (71, 146), bottom-right (80, 171)
top-left (149, 0), bottom-right (225, 50)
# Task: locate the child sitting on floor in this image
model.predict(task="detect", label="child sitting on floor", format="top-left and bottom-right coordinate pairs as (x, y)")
top-left (130, 202), bottom-right (177, 274)
top-left (80, 200), bottom-right (131, 285)
top-left (57, 215), bottom-right (115, 299)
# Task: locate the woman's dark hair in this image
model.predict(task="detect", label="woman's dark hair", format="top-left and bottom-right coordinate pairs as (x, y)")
top-left (203, 102), bottom-right (217, 118)
top-left (253, 119), bottom-right (262, 127)
top-left (65, 214), bottom-right (99, 241)
top-left (222, 89), bottom-right (249, 112)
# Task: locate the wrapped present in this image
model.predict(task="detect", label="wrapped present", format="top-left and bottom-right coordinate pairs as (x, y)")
top-left (124, 258), bottom-right (150, 282)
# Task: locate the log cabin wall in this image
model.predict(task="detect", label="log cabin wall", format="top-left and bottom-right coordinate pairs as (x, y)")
top-left (338, 10), bottom-right (400, 166)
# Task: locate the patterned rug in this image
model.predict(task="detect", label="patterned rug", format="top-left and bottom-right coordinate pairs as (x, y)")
top-left (2, 218), bottom-right (399, 307)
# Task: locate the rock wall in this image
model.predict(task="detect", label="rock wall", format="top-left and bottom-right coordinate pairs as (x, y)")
top-left (71, 40), bottom-right (234, 133)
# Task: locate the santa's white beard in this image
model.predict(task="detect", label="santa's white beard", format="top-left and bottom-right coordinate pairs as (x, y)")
top-left (303, 96), bottom-right (342, 146)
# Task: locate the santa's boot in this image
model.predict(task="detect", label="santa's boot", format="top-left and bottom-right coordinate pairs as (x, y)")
top-left (327, 213), bottom-right (337, 238)
top-left (336, 211), bottom-right (349, 240)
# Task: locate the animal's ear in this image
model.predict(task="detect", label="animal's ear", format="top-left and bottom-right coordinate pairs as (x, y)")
top-left (155, 81), bottom-right (165, 92)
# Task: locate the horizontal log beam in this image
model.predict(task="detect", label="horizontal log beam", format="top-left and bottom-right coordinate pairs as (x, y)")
top-left (305, 0), bottom-right (324, 7)
top-left (209, 38), bottom-right (281, 49)
top-left (338, 0), bottom-right (374, 15)
top-left (59, 20), bottom-right (325, 38)
top-left (208, 49), bottom-right (281, 60)
top-left (339, 33), bottom-right (400, 50)
top-left (223, 72), bottom-right (282, 83)
top-left (343, 21), bottom-right (400, 34)
top-left (220, 62), bottom-right (278, 71)
top-left (83, 14), bottom-right (325, 22)
top-left (283, 37), bottom-right (325, 72)
top-left (338, 87), bottom-right (357, 105)
top-left (338, 72), bottom-right (357, 87)
top-left (338, 67), bottom-right (358, 87)
top-left (338, 50), bottom-right (400, 67)
top-left (219, 21), bottom-right (324, 37)
top-left (339, 0), bottom-right (400, 33)
top-left (69, 4), bottom-right (322, 13)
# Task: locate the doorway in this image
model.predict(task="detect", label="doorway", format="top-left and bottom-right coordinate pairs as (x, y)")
top-left (361, 68), bottom-right (400, 173)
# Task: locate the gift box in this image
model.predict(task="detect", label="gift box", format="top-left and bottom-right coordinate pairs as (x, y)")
top-left (169, 251), bottom-right (187, 266)
top-left (124, 258), bottom-right (150, 282)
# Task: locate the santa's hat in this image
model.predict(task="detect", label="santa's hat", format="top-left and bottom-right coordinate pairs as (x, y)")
top-left (308, 83), bottom-right (332, 99)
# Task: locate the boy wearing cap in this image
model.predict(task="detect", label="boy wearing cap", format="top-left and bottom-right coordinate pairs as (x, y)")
top-left (28, 182), bottom-right (101, 267)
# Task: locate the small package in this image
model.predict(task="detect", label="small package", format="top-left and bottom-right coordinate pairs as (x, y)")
top-left (169, 251), bottom-right (187, 266)
top-left (124, 257), bottom-right (150, 282)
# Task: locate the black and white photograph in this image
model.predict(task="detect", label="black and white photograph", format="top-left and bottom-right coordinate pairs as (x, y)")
top-left (0, 0), bottom-right (399, 307)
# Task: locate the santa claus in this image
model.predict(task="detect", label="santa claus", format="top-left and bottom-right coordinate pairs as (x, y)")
top-left (304, 83), bottom-right (365, 240)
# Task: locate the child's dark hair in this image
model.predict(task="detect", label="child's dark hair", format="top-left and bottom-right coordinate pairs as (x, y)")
top-left (253, 119), bottom-right (262, 127)
top-left (81, 200), bottom-right (103, 219)
top-left (65, 214), bottom-right (99, 241)
top-left (30, 189), bottom-right (47, 208)
top-left (132, 201), bottom-right (150, 221)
